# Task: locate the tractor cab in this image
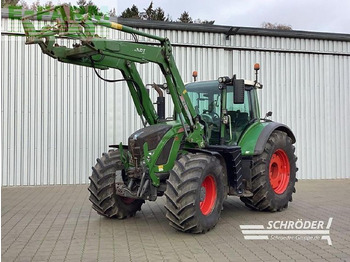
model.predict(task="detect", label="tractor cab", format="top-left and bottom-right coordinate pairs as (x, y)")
top-left (186, 78), bottom-right (261, 145)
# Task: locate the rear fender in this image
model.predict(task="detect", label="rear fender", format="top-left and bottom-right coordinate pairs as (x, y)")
top-left (239, 122), bottom-right (296, 156)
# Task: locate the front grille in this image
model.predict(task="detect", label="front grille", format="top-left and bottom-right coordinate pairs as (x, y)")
top-left (128, 124), bottom-right (172, 165)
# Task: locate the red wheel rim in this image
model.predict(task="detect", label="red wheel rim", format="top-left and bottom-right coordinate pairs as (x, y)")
top-left (269, 149), bottom-right (290, 194)
top-left (120, 197), bottom-right (135, 205)
top-left (200, 175), bottom-right (217, 215)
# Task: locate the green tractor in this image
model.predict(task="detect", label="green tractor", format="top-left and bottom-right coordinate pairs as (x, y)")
top-left (22, 5), bottom-right (297, 233)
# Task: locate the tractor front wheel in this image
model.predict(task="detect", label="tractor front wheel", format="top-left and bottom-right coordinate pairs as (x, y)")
top-left (240, 130), bottom-right (297, 211)
top-left (88, 150), bottom-right (144, 219)
top-left (165, 153), bottom-right (225, 233)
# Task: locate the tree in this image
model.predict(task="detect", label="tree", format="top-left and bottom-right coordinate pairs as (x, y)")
top-left (109, 7), bottom-right (116, 17)
top-left (29, 0), bottom-right (53, 10)
top-left (121, 4), bottom-right (139, 19)
top-left (262, 22), bottom-right (292, 30)
top-left (194, 18), bottom-right (215, 25)
top-left (143, 2), bottom-right (166, 21)
top-left (144, 1), bottom-right (153, 19)
top-left (74, 0), bottom-right (103, 16)
top-left (153, 7), bottom-right (165, 21)
top-left (166, 14), bottom-right (172, 22)
top-left (29, 0), bottom-right (40, 10)
top-left (18, 0), bottom-right (28, 9)
top-left (178, 11), bottom-right (192, 23)
top-left (201, 20), bottom-right (215, 25)
top-left (43, 0), bottom-right (53, 8)
top-left (1, 0), bottom-right (19, 8)
top-left (76, 0), bottom-right (88, 6)
top-left (120, 2), bottom-right (167, 21)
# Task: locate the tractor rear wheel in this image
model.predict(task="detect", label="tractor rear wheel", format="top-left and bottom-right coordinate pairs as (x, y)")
top-left (165, 153), bottom-right (225, 233)
top-left (88, 150), bottom-right (144, 218)
top-left (240, 130), bottom-right (297, 211)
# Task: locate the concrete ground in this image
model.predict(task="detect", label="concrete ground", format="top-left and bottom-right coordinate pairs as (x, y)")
top-left (2, 180), bottom-right (350, 262)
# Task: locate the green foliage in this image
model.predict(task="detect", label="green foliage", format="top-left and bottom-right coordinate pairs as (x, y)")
top-left (194, 18), bottom-right (215, 25)
top-left (74, 0), bottom-right (103, 16)
top-left (109, 8), bottom-right (116, 17)
top-left (3, 0), bottom-right (54, 10)
top-left (143, 2), bottom-right (166, 21)
top-left (262, 22), bottom-right (292, 30)
top-left (1, 0), bottom-right (19, 8)
top-left (5, 0), bottom-right (214, 24)
top-left (27, 0), bottom-right (53, 11)
top-left (201, 20), bottom-right (215, 25)
top-left (152, 7), bottom-right (166, 21)
top-left (178, 11), bottom-right (192, 23)
top-left (144, 2), bottom-right (153, 19)
top-left (121, 2), bottom-right (166, 21)
top-left (5, 0), bottom-right (106, 16)
top-left (121, 4), bottom-right (139, 19)
top-left (76, 0), bottom-right (88, 6)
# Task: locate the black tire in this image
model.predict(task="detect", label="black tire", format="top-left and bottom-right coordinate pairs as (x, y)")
top-left (164, 153), bottom-right (225, 233)
top-left (88, 150), bottom-right (144, 219)
top-left (240, 130), bottom-right (297, 211)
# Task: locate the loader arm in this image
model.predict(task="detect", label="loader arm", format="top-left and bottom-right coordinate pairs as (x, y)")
top-left (21, 5), bottom-right (204, 147)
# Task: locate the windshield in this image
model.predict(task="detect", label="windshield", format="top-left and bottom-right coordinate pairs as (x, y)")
top-left (187, 86), bottom-right (221, 116)
top-left (186, 81), bottom-right (251, 145)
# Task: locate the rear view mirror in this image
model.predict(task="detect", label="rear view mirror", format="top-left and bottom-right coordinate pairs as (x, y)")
top-left (234, 79), bottom-right (245, 104)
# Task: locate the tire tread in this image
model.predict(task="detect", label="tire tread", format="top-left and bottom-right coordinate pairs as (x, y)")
top-left (240, 130), bottom-right (297, 211)
top-left (88, 150), bottom-right (143, 219)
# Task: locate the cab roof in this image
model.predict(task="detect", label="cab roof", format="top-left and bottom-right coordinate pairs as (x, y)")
top-left (185, 79), bottom-right (261, 92)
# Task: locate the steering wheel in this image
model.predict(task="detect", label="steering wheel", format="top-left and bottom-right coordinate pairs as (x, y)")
top-left (201, 112), bottom-right (220, 131)
top-left (212, 112), bottom-right (220, 121)
top-left (203, 110), bottom-right (220, 119)
top-left (201, 113), bottom-right (214, 125)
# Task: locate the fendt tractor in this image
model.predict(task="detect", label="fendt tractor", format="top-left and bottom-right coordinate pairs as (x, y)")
top-left (22, 5), bottom-right (297, 233)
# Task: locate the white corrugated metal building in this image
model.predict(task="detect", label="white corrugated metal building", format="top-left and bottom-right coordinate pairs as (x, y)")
top-left (1, 10), bottom-right (350, 186)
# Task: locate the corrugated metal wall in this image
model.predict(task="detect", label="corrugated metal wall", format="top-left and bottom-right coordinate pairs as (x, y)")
top-left (1, 17), bottom-right (350, 185)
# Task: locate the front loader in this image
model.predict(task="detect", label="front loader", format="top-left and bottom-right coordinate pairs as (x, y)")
top-left (21, 5), bottom-right (297, 233)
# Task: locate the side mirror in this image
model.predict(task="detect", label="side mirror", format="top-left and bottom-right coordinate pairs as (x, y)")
top-left (233, 79), bottom-right (245, 104)
top-left (265, 111), bottom-right (272, 118)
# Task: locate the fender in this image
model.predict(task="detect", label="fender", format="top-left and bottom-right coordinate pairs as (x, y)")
top-left (184, 147), bottom-right (229, 189)
top-left (184, 147), bottom-right (223, 161)
top-left (254, 122), bottom-right (296, 155)
top-left (239, 121), bottom-right (296, 156)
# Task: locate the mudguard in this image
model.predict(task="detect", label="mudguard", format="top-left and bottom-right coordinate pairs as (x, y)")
top-left (239, 121), bottom-right (296, 156)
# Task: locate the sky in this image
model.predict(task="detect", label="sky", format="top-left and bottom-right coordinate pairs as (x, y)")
top-left (24, 0), bottom-right (350, 34)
